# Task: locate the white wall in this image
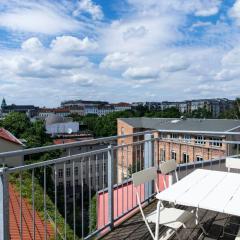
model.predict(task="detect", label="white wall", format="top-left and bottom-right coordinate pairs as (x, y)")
top-left (46, 122), bottom-right (79, 134)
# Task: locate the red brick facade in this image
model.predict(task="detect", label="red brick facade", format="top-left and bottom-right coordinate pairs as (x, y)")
top-left (117, 119), bottom-right (237, 183)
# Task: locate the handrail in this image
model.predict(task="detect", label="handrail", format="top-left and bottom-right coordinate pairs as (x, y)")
top-left (0, 130), bottom-right (157, 159)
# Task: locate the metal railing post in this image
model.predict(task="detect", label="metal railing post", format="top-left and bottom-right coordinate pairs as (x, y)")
top-left (107, 145), bottom-right (114, 230)
top-left (144, 134), bottom-right (154, 200)
top-left (0, 167), bottom-right (9, 240)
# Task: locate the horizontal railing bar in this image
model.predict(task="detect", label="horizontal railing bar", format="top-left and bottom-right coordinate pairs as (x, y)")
top-left (0, 130), bottom-right (156, 159)
top-left (160, 138), bottom-right (240, 145)
top-left (5, 148), bottom-right (109, 173)
top-left (113, 137), bottom-right (158, 150)
top-left (158, 129), bottom-right (240, 135)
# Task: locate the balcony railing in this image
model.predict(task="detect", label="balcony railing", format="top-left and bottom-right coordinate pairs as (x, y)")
top-left (0, 130), bottom-right (240, 239)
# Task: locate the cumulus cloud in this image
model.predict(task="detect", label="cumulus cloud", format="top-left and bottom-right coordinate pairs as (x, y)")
top-left (21, 37), bottom-right (44, 52)
top-left (122, 67), bottom-right (159, 80)
top-left (100, 52), bottom-right (138, 69)
top-left (73, 0), bottom-right (103, 20)
top-left (50, 36), bottom-right (98, 54)
top-left (229, 0), bottom-right (240, 25)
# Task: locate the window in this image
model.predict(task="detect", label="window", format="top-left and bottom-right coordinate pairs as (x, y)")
top-left (66, 181), bottom-right (71, 187)
top-left (74, 167), bottom-right (78, 176)
top-left (171, 151), bottom-right (177, 160)
top-left (196, 155), bottom-right (203, 162)
top-left (58, 169), bottom-right (63, 178)
top-left (104, 163), bottom-right (107, 172)
top-left (75, 179), bottom-right (78, 186)
top-left (170, 134), bottom-right (178, 139)
top-left (182, 153), bottom-right (189, 163)
top-left (90, 165), bottom-right (93, 173)
top-left (58, 182), bottom-right (63, 188)
top-left (195, 136), bottom-right (205, 145)
top-left (66, 168), bottom-right (71, 177)
top-left (160, 149), bottom-right (166, 161)
top-left (209, 138), bottom-right (222, 147)
top-left (97, 164), bottom-right (99, 172)
top-left (183, 135), bottom-right (191, 143)
top-left (121, 127), bottom-right (125, 135)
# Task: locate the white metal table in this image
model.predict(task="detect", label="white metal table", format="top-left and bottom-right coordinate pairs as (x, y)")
top-left (156, 169), bottom-right (240, 217)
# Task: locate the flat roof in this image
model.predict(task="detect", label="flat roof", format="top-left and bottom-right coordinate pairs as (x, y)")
top-left (118, 118), bottom-right (240, 132)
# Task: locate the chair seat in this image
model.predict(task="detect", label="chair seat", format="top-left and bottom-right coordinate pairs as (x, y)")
top-left (146, 207), bottom-right (193, 229)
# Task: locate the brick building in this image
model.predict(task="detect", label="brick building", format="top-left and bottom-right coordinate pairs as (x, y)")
top-left (117, 117), bottom-right (240, 183)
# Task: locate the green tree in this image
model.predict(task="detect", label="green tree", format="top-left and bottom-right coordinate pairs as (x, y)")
top-left (220, 98), bottom-right (240, 119)
top-left (2, 112), bottom-right (31, 137)
top-left (186, 107), bottom-right (212, 118)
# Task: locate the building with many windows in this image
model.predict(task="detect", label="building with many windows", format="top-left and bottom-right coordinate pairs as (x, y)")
top-left (53, 139), bottom-right (109, 192)
top-left (117, 117), bottom-right (240, 182)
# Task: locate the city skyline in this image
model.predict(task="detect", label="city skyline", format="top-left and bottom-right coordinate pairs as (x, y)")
top-left (0, 1), bottom-right (240, 106)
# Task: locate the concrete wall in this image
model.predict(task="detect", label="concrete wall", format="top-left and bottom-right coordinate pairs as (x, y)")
top-left (0, 139), bottom-right (24, 167)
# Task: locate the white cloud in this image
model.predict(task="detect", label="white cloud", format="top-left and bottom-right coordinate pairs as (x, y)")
top-left (0, 1), bottom-right (80, 34)
top-left (100, 52), bottom-right (138, 69)
top-left (122, 67), bottom-right (159, 80)
top-left (229, 0), bottom-right (240, 25)
top-left (195, 6), bottom-right (219, 17)
top-left (73, 0), bottom-right (103, 20)
top-left (21, 37), bottom-right (44, 52)
top-left (191, 21), bottom-right (212, 29)
top-left (50, 36), bottom-right (98, 54)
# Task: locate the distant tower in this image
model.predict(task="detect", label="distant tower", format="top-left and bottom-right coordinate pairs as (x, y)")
top-left (1, 98), bottom-right (7, 109)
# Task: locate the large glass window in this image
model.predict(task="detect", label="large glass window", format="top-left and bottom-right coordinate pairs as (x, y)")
top-left (171, 151), bottom-right (177, 160)
top-left (195, 135), bottom-right (205, 145)
top-left (209, 138), bottom-right (222, 147)
top-left (182, 153), bottom-right (189, 163)
top-left (58, 169), bottom-right (63, 178)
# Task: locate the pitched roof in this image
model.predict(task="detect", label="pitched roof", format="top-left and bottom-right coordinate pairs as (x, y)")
top-left (118, 117), bottom-right (240, 132)
top-left (0, 128), bottom-right (24, 145)
top-left (9, 184), bottom-right (54, 239)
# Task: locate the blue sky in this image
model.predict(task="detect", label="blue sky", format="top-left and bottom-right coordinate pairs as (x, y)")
top-left (0, 0), bottom-right (240, 107)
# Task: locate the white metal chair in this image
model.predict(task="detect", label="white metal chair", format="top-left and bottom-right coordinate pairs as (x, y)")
top-left (132, 165), bottom-right (193, 240)
top-left (226, 157), bottom-right (240, 172)
top-left (222, 157), bottom-right (240, 238)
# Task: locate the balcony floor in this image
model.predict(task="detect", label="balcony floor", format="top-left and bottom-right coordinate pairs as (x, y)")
top-left (102, 200), bottom-right (240, 240)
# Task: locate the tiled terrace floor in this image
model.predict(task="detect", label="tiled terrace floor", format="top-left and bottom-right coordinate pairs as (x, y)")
top-left (102, 200), bottom-right (240, 240)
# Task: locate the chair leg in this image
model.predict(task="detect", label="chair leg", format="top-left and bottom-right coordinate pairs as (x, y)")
top-left (199, 223), bottom-right (208, 236)
top-left (174, 229), bottom-right (181, 240)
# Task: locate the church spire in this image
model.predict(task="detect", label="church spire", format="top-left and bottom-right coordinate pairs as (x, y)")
top-left (1, 98), bottom-right (7, 109)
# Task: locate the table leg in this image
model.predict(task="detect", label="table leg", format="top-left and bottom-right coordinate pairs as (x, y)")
top-left (155, 201), bottom-right (161, 240)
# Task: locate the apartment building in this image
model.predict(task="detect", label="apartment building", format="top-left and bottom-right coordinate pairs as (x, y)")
top-left (117, 117), bottom-right (240, 182)
top-left (38, 108), bottom-right (70, 119)
top-left (53, 139), bottom-right (109, 192)
top-left (61, 99), bottom-right (132, 116)
top-left (132, 98), bottom-right (234, 117)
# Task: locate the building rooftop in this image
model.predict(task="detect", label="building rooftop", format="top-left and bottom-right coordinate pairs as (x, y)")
top-left (119, 117), bottom-right (240, 132)
top-left (0, 128), bottom-right (24, 145)
top-left (9, 184), bottom-right (53, 239)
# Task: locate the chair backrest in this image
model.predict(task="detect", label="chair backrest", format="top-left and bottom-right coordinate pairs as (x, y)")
top-left (132, 167), bottom-right (157, 187)
top-left (226, 157), bottom-right (240, 172)
top-left (159, 159), bottom-right (177, 174)
top-left (159, 160), bottom-right (178, 188)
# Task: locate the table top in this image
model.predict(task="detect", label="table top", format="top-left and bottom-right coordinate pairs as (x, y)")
top-left (156, 169), bottom-right (240, 216)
